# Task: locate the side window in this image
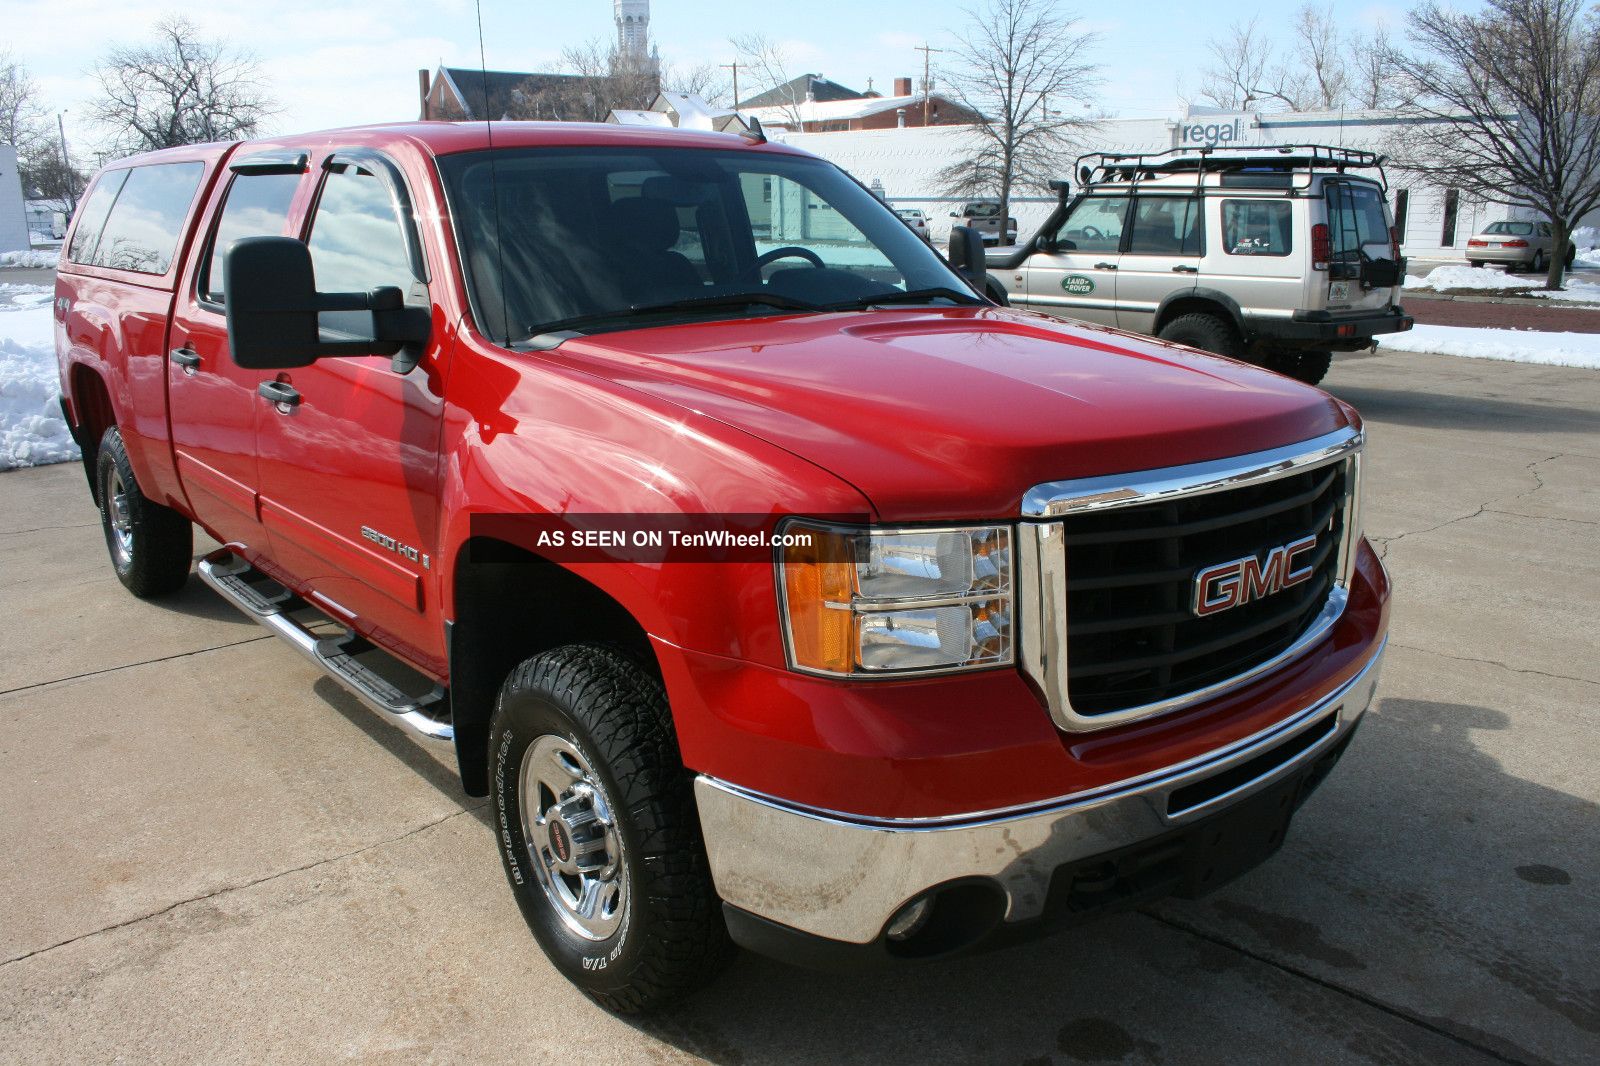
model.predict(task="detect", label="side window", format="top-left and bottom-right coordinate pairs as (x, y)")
top-left (1221, 201), bottom-right (1292, 256)
top-left (202, 172), bottom-right (303, 303)
top-left (307, 162), bottom-right (416, 293)
top-left (1125, 197), bottom-right (1202, 256)
top-left (1058, 197), bottom-right (1126, 253)
top-left (90, 162), bottom-right (206, 274)
top-left (1393, 189), bottom-right (1409, 243)
top-left (66, 171), bottom-right (128, 265)
top-left (1441, 188), bottom-right (1460, 246)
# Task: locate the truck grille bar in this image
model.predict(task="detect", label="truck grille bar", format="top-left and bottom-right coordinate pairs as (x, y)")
top-left (1018, 427), bottom-right (1363, 732)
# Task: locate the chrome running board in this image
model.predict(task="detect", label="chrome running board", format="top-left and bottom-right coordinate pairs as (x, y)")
top-left (198, 550), bottom-right (453, 742)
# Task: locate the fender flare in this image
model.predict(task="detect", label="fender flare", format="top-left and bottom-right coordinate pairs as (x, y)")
top-left (1154, 287), bottom-right (1249, 340)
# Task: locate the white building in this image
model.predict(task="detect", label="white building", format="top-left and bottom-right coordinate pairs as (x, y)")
top-left (773, 105), bottom-right (1598, 259)
top-left (0, 146), bottom-right (32, 253)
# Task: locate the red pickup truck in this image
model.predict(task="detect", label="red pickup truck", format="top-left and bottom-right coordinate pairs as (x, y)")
top-left (55, 121), bottom-right (1389, 1012)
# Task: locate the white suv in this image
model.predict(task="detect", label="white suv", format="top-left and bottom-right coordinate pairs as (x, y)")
top-left (985, 146), bottom-right (1414, 384)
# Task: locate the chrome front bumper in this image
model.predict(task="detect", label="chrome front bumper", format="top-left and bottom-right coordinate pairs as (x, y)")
top-left (695, 640), bottom-right (1384, 945)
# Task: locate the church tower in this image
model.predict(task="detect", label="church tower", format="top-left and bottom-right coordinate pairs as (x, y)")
top-left (615, 0), bottom-right (650, 62)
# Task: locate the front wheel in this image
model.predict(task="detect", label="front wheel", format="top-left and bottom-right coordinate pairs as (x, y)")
top-left (489, 645), bottom-right (732, 1013)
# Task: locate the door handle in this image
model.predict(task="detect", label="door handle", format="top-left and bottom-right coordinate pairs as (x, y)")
top-left (1172, 265), bottom-right (1199, 274)
top-left (1094, 262), bottom-right (1118, 270)
top-left (169, 346), bottom-right (201, 370)
top-left (258, 381), bottom-right (301, 408)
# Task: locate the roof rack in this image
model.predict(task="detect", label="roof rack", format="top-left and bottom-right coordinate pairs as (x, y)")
top-left (1075, 144), bottom-right (1388, 195)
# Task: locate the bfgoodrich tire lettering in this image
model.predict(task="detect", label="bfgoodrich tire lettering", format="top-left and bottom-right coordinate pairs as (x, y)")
top-left (96, 426), bottom-right (193, 598)
top-left (489, 644), bottom-right (732, 1013)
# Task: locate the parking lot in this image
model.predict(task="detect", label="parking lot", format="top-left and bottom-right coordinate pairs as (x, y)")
top-left (0, 346), bottom-right (1596, 1065)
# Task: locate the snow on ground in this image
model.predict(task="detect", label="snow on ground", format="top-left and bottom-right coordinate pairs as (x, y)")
top-left (1404, 265), bottom-right (1542, 291)
top-left (1, 249), bottom-right (61, 269)
top-left (1381, 324), bottom-right (1600, 369)
top-left (0, 292), bottom-right (78, 470)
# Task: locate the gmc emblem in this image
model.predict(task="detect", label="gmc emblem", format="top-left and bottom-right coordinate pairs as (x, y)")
top-left (1193, 535), bottom-right (1318, 617)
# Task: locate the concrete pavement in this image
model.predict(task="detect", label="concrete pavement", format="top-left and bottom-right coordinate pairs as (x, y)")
top-left (0, 349), bottom-right (1596, 1065)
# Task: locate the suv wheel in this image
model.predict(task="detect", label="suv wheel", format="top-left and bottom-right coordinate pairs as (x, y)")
top-left (1158, 313), bottom-right (1240, 359)
top-left (96, 426), bottom-right (193, 598)
top-left (1266, 350), bottom-right (1334, 386)
top-left (489, 644), bottom-right (733, 1013)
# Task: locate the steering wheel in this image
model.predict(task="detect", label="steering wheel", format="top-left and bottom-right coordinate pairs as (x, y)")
top-left (739, 246), bottom-right (825, 282)
top-left (1076, 225), bottom-right (1105, 241)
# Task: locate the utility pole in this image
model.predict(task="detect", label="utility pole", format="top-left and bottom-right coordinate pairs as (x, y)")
top-left (915, 44), bottom-right (944, 125)
top-left (721, 61), bottom-right (741, 108)
top-left (56, 111), bottom-right (77, 216)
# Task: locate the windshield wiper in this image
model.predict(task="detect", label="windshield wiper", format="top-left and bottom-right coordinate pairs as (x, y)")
top-left (826, 286), bottom-right (985, 310)
top-left (519, 292), bottom-right (826, 346)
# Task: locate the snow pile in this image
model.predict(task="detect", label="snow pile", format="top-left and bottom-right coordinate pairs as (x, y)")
top-left (1405, 265), bottom-right (1542, 292)
top-left (1381, 324), bottom-right (1600, 369)
top-left (0, 294), bottom-right (78, 470)
top-left (1, 249), bottom-right (60, 269)
top-left (1527, 278), bottom-right (1600, 304)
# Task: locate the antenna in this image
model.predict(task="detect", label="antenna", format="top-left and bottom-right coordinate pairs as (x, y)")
top-left (474, 0), bottom-right (510, 344)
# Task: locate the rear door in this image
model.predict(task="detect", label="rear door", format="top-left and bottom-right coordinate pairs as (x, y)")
top-left (1209, 196), bottom-right (1301, 322)
top-left (168, 152), bottom-right (310, 552)
top-left (253, 148), bottom-right (449, 672)
top-left (1115, 194), bottom-right (1202, 333)
top-left (1021, 193), bottom-right (1126, 326)
top-left (1323, 179), bottom-right (1398, 313)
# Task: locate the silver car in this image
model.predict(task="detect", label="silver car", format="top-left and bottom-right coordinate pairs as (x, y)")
top-left (1466, 220), bottom-right (1574, 272)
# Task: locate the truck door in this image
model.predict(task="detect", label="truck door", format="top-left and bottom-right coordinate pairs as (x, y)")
top-left (1115, 195), bottom-right (1202, 333)
top-left (1022, 194), bottom-right (1125, 327)
top-left (168, 156), bottom-right (307, 554)
top-left (253, 149), bottom-right (448, 672)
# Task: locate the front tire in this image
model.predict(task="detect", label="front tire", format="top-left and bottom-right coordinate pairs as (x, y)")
top-left (96, 426), bottom-right (193, 598)
top-left (1158, 312), bottom-right (1240, 359)
top-left (489, 645), bottom-right (732, 1013)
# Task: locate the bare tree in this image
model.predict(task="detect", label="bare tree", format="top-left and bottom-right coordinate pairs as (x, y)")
top-left (935, 0), bottom-right (1100, 232)
top-left (1351, 27), bottom-right (1402, 110)
top-left (0, 51), bottom-right (47, 156)
top-left (1199, 17), bottom-right (1305, 110)
top-left (729, 34), bottom-right (804, 123)
top-left (1292, 3), bottom-right (1349, 109)
top-left (666, 63), bottom-right (732, 109)
top-left (87, 16), bottom-right (276, 155)
top-left (503, 39), bottom-right (662, 122)
top-left (1385, 0), bottom-right (1600, 288)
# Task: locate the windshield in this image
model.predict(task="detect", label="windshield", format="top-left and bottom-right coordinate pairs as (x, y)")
top-left (1484, 221), bottom-right (1535, 236)
top-left (439, 146), bottom-right (969, 342)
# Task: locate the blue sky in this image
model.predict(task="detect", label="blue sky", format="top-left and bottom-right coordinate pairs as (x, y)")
top-left (8, 0), bottom-right (1407, 149)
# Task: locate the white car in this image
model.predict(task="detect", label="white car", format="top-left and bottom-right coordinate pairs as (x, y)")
top-left (989, 145), bottom-right (1414, 385)
top-left (894, 207), bottom-right (931, 242)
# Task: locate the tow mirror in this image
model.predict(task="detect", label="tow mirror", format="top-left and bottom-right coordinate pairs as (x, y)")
top-left (223, 236), bottom-right (430, 373)
top-left (948, 225), bottom-right (989, 292)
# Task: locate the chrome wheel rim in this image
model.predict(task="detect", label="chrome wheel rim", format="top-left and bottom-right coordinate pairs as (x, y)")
top-left (519, 735), bottom-right (628, 941)
top-left (106, 467), bottom-right (133, 566)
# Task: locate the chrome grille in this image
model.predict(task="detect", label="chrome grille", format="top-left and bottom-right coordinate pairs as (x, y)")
top-left (1018, 428), bottom-right (1363, 732)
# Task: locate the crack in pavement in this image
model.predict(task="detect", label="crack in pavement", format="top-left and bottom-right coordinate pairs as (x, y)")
top-left (1372, 453), bottom-right (1569, 560)
top-left (0, 522), bottom-right (100, 538)
top-left (0, 804), bottom-right (488, 969)
top-left (0, 636), bottom-right (274, 698)
top-left (1142, 909), bottom-right (1537, 1066)
top-left (1389, 641), bottom-right (1600, 689)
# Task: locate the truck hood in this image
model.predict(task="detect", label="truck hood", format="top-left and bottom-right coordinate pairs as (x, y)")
top-left (546, 307), bottom-right (1352, 521)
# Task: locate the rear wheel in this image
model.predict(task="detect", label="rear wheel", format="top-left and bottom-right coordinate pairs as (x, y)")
top-left (1157, 312), bottom-right (1240, 359)
top-left (96, 427), bottom-right (193, 598)
top-left (489, 645), bottom-right (732, 1013)
top-left (1532, 250), bottom-right (1547, 275)
top-left (1264, 350), bottom-right (1334, 386)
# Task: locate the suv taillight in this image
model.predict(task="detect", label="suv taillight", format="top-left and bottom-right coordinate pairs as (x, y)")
top-left (1312, 223), bottom-right (1331, 270)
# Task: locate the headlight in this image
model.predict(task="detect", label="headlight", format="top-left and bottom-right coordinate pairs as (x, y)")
top-left (777, 520), bottom-right (1012, 677)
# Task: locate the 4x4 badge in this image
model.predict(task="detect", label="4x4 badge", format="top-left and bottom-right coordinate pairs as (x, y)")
top-left (1061, 275), bottom-right (1095, 295)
